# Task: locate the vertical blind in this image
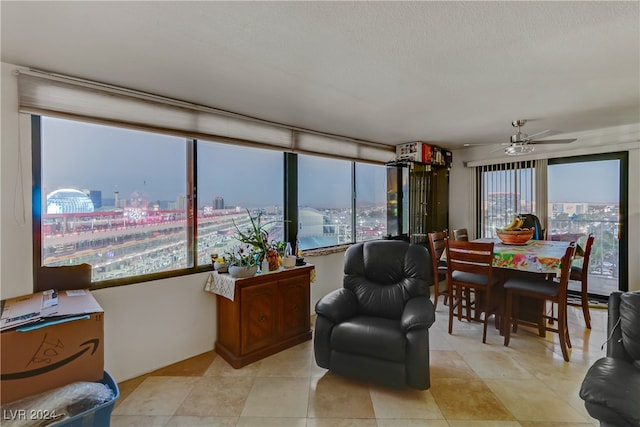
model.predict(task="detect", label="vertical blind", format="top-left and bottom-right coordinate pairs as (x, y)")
top-left (476, 160), bottom-right (536, 237)
top-left (16, 69), bottom-right (395, 164)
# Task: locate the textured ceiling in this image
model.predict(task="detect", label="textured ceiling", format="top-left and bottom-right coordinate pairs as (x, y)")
top-left (1, 1), bottom-right (639, 150)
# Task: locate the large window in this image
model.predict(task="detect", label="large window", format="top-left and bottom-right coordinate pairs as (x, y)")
top-left (477, 161), bottom-right (536, 237)
top-left (195, 141), bottom-right (284, 266)
top-left (35, 117), bottom-right (388, 287)
top-left (39, 117), bottom-right (189, 282)
top-left (297, 155), bottom-right (353, 250)
top-left (355, 163), bottom-right (387, 241)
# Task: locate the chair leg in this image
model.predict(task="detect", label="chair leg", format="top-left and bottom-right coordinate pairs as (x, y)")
top-left (503, 290), bottom-right (512, 346)
top-left (558, 303), bottom-right (570, 361)
top-left (482, 289), bottom-right (490, 344)
top-left (581, 278), bottom-right (592, 329)
top-left (565, 303), bottom-right (572, 349)
top-left (448, 284), bottom-right (456, 335)
top-left (433, 280), bottom-right (439, 311)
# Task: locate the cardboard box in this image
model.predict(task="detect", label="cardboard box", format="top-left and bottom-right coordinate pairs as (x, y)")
top-left (1, 289), bottom-right (104, 404)
top-left (395, 142), bottom-right (433, 163)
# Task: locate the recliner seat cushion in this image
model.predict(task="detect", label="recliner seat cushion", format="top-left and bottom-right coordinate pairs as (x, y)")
top-left (331, 316), bottom-right (405, 362)
top-left (579, 357), bottom-right (640, 426)
top-left (620, 291), bottom-right (640, 360)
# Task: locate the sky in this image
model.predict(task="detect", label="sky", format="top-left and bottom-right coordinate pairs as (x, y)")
top-left (548, 161), bottom-right (620, 203)
top-left (42, 117), bottom-right (621, 209)
top-left (41, 117), bottom-right (385, 209)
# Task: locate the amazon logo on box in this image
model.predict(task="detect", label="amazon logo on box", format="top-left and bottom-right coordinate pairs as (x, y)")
top-left (0, 290), bottom-right (104, 404)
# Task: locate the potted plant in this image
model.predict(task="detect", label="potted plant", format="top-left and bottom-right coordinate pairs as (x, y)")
top-left (224, 244), bottom-right (259, 278)
top-left (232, 209), bottom-right (287, 271)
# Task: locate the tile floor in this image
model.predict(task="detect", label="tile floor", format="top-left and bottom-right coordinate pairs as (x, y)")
top-left (111, 302), bottom-right (607, 426)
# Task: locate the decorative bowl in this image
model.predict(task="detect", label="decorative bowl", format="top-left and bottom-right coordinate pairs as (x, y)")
top-left (283, 256), bottom-right (296, 269)
top-left (495, 228), bottom-right (535, 245)
top-left (228, 265), bottom-right (258, 279)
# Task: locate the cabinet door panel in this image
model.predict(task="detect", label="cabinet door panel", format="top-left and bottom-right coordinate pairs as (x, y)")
top-left (278, 276), bottom-right (310, 338)
top-left (241, 281), bottom-right (278, 354)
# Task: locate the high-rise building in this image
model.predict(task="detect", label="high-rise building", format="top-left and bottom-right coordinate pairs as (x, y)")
top-left (89, 190), bottom-right (102, 209)
top-left (176, 194), bottom-right (187, 210)
top-left (214, 196), bottom-right (224, 210)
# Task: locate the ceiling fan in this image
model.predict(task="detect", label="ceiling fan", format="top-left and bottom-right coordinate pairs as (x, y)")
top-left (503, 120), bottom-right (577, 155)
top-left (464, 120), bottom-right (577, 155)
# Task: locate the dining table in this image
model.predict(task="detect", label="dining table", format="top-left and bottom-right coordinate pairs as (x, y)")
top-left (473, 237), bottom-right (574, 275)
top-left (471, 237), bottom-right (576, 336)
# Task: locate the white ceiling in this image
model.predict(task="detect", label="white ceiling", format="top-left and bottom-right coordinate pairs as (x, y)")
top-left (2, 1), bottom-right (639, 150)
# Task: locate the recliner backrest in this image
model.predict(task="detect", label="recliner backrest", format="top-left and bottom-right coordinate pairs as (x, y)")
top-left (619, 291), bottom-right (640, 360)
top-left (343, 240), bottom-right (432, 319)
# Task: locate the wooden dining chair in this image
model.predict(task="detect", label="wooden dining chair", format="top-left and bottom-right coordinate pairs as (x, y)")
top-left (428, 230), bottom-right (449, 309)
top-left (445, 238), bottom-right (502, 343)
top-left (568, 233), bottom-right (595, 329)
top-left (450, 228), bottom-right (469, 241)
top-left (503, 243), bottom-right (576, 361)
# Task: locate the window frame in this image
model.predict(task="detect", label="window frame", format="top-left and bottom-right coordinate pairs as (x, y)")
top-left (32, 115), bottom-right (388, 290)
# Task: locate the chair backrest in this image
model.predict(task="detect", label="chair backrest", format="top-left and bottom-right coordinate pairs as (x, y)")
top-left (518, 214), bottom-right (544, 240)
top-left (36, 263), bottom-right (92, 291)
top-left (450, 228), bottom-right (469, 241)
top-left (445, 239), bottom-right (494, 281)
top-left (582, 233), bottom-right (595, 273)
top-left (556, 243), bottom-right (577, 297)
top-left (428, 231), bottom-right (447, 270)
top-left (343, 240), bottom-right (433, 319)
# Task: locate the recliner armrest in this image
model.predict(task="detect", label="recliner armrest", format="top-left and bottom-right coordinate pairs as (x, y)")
top-left (315, 288), bottom-right (358, 323)
top-left (401, 297), bottom-right (435, 332)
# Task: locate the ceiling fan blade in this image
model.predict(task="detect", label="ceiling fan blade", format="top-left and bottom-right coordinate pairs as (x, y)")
top-left (526, 129), bottom-right (558, 140)
top-left (530, 138), bottom-right (577, 145)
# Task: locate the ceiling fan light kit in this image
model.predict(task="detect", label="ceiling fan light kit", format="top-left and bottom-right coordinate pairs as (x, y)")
top-left (501, 119), bottom-right (577, 156)
top-left (505, 144), bottom-right (535, 156)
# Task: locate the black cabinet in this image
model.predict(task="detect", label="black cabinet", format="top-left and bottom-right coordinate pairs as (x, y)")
top-left (386, 161), bottom-right (449, 245)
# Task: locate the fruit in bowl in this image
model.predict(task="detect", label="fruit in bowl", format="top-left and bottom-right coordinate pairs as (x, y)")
top-left (496, 228), bottom-right (535, 244)
top-left (496, 215), bottom-right (534, 244)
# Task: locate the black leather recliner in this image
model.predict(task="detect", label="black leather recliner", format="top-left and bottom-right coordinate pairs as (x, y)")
top-left (313, 240), bottom-right (435, 390)
top-left (579, 291), bottom-right (640, 427)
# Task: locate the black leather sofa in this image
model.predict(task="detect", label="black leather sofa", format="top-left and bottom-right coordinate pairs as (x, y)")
top-left (579, 291), bottom-right (640, 427)
top-left (313, 240), bottom-right (435, 390)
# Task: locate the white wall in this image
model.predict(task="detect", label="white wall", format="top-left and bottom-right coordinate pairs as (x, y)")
top-left (449, 129), bottom-right (640, 291)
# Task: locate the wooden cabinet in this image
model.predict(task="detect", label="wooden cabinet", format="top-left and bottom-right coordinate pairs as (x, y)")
top-left (215, 265), bottom-right (313, 368)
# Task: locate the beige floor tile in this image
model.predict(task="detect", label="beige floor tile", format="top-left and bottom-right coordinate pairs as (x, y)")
top-left (447, 422), bottom-right (523, 427)
top-left (240, 377), bottom-right (310, 418)
top-left (307, 418), bottom-right (378, 427)
top-left (165, 416), bottom-right (237, 426)
top-left (174, 376), bottom-right (254, 417)
top-left (369, 385), bottom-right (444, 420)
top-left (376, 420), bottom-right (450, 427)
top-left (429, 378), bottom-right (514, 421)
top-left (204, 354), bottom-right (262, 377)
top-left (256, 346), bottom-right (312, 377)
top-left (429, 350), bottom-right (478, 379)
top-left (485, 378), bottom-right (592, 423)
top-left (236, 417), bottom-right (307, 426)
top-left (307, 374), bottom-right (375, 419)
top-left (116, 373), bottom-right (152, 409)
top-left (113, 377), bottom-right (198, 416)
top-left (518, 422), bottom-right (597, 427)
top-left (110, 415), bottom-right (170, 427)
top-left (461, 349), bottom-right (533, 379)
top-left (150, 351), bottom-right (217, 377)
